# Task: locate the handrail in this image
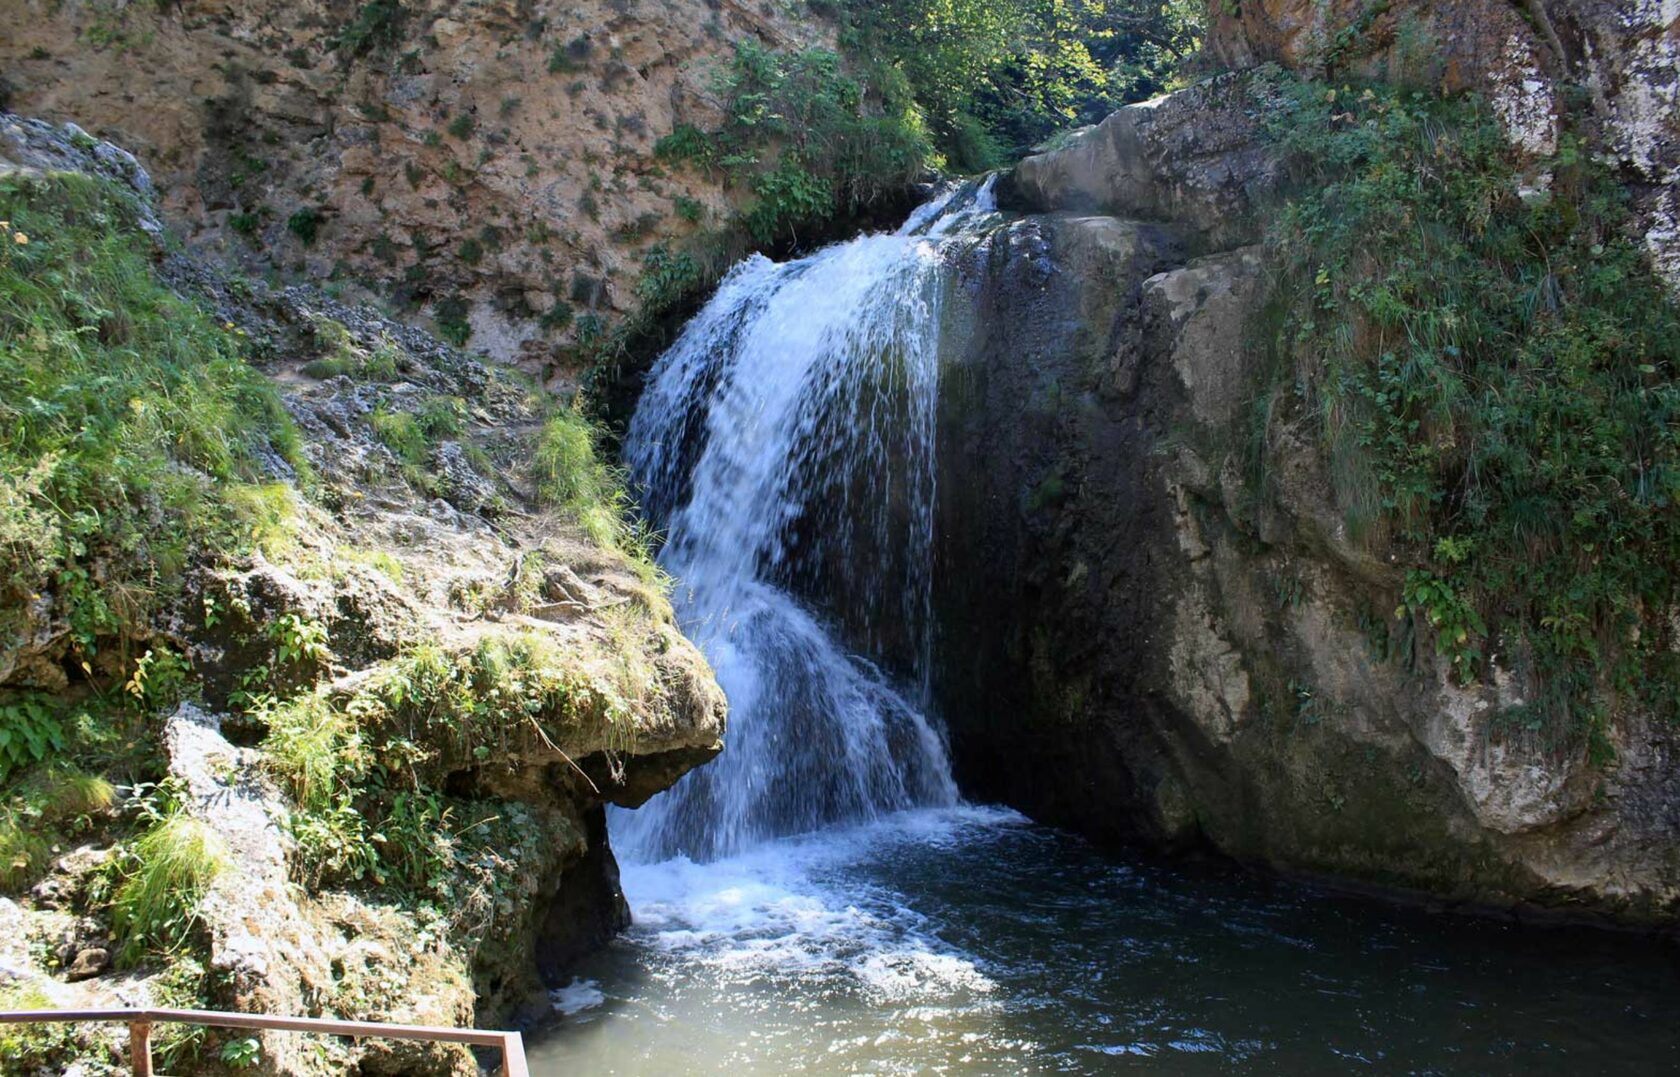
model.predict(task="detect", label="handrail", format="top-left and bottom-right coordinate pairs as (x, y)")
top-left (0, 1007), bottom-right (529, 1076)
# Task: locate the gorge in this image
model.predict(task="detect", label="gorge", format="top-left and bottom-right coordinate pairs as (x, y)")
top-left (529, 170), bottom-right (1680, 1074)
top-left (1, 0), bottom-right (1679, 1074)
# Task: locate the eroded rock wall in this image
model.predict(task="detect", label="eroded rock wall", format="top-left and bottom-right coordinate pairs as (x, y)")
top-left (936, 58), bottom-right (1680, 924)
top-left (0, 0), bottom-right (829, 368)
top-left (1204, 0), bottom-right (1680, 291)
top-left (0, 113), bottom-right (726, 1073)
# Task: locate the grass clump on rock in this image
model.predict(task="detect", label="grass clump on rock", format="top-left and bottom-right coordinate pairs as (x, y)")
top-left (0, 172), bottom-right (304, 659)
top-left (112, 813), bottom-right (230, 965)
top-left (534, 406), bottom-right (661, 574)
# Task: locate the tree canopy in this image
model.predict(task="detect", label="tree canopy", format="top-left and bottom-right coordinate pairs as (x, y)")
top-left (836, 0), bottom-right (1205, 170)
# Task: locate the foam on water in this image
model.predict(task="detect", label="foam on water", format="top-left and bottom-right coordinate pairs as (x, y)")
top-left (618, 807), bottom-right (1018, 1001)
top-left (549, 979), bottom-right (606, 1017)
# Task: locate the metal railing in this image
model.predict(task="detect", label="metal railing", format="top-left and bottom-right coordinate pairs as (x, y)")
top-left (0, 1007), bottom-right (529, 1076)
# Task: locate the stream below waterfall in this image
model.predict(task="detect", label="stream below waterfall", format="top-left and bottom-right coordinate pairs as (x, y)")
top-left (533, 183), bottom-right (1680, 1074)
top-left (529, 806), bottom-right (1680, 1074)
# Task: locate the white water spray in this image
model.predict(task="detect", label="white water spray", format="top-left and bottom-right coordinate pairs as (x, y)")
top-left (614, 181), bottom-right (997, 862)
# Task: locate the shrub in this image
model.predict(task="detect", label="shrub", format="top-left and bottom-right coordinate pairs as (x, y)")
top-left (0, 694), bottom-right (66, 784)
top-left (262, 691), bottom-right (365, 815)
top-left (533, 408), bottom-right (663, 579)
top-left (636, 245), bottom-right (703, 314)
top-left (416, 393), bottom-right (466, 439)
top-left (659, 41), bottom-right (931, 243)
top-left (547, 34), bottom-right (592, 74)
top-left (302, 355), bottom-right (355, 379)
top-left (433, 296), bottom-right (471, 346)
top-left (1260, 78), bottom-right (1680, 748)
top-left (446, 113), bottom-right (475, 141)
top-left (838, 0), bottom-right (1203, 166)
top-left (286, 206), bottom-right (323, 246)
top-left (371, 407), bottom-right (427, 464)
top-left (331, 0), bottom-right (406, 57)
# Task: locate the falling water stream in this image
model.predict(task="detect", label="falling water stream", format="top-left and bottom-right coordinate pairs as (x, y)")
top-left (529, 187), bottom-right (1680, 1074)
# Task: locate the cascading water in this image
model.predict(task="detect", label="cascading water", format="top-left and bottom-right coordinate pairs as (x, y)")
top-left (612, 180), bottom-right (998, 863)
top-left (533, 179), bottom-right (1680, 1075)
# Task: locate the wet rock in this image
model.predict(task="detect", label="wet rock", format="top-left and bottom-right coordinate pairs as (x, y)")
top-left (934, 193), bottom-right (1680, 925)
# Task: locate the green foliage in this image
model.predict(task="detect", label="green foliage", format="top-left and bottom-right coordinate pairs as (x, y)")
top-left (263, 690), bottom-right (366, 812)
top-left (636, 245), bottom-right (703, 314)
top-left (533, 407), bottom-right (662, 575)
top-left (0, 811), bottom-right (50, 892)
top-left (1262, 78), bottom-right (1680, 743)
top-left (332, 0), bottom-right (407, 58)
top-left (112, 813), bottom-right (230, 965)
top-left (416, 393), bottom-right (466, 440)
top-left (673, 194), bottom-right (705, 223)
top-left (0, 174), bottom-right (303, 658)
top-left (229, 207), bottom-right (265, 236)
top-left (837, 0), bottom-right (1204, 169)
top-left (302, 318), bottom-right (403, 381)
top-left (0, 760), bottom-right (116, 893)
top-left (0, 984), bottom-right (84, 1071)
top-left (286, 206), bottom-right (323, 246)
top-left (269, 612), bottom-right (330, 669)
top-left (301, 355), bottom-right (354, 379)
top-left (657, 41), bottom-right (932, 241)
top-left (0, 693), bottom-right (66, 784)
top-left (265, 631), bottom-right (652, 894)
top-left (746, 161), bottom-right (834, 244)
top-left (124, 644), bottom-right (192, 711)
top-left (371, 406), bottom-right (427, 464)
top-left (371, 394), bottom-right (465, 469)
top-left (446, 113), bottom-right (475, 141)
top-left (541, 300), bottom-right (574, 333)
top-left (433, 295), bottom-right (471, 346)
top-left (533, 409), bottom-right (600, 509)
top-left (221, 1038), bottom-right (263, 1069)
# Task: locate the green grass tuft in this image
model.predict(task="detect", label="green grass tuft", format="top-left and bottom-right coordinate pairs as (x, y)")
top-left (112, 813), bottom-right (230, 965)
top-left (0, 173), bottom-right (305, 657)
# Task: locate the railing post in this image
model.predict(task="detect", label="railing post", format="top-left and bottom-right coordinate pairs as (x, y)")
top-left (128, 1019), bottom-right (153, 1077)
top-left (501, 1031), bottom-right (530, 1077)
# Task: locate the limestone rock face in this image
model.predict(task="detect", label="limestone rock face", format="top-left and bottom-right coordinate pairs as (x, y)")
top-left (1202, 0), bottom-right (1680, 291)
top-left (1003, 71), bottom-right (1285, 251)
top-left (935, 64), bottom-right (1680, 923)
top-left (0, 0), bottom-right (830, 367)
top-left (0, 112), bottom-right (727, 1070)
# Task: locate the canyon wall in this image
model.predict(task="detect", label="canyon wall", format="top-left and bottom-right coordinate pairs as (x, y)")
top-left (933, 4), bottom-right (1680, 922)
top-left (0, 0), bottom-right (827, 369)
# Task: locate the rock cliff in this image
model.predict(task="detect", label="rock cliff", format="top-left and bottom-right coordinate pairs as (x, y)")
top-left (1204, 0), bottom-right (1680, 291)
top-left (0, 114), bottom-right (723, 1074)
top-left (934, 10), bottom-right (1680, 924)
top-left (0, 0), bottom-right (828, 368)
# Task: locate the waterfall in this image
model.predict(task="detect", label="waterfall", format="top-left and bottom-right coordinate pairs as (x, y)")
top-left (613, 180), bottom-right (997, 862)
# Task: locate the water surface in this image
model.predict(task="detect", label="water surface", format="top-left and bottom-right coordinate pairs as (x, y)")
top-left (530, 808), bottom-right (1680, 1074)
